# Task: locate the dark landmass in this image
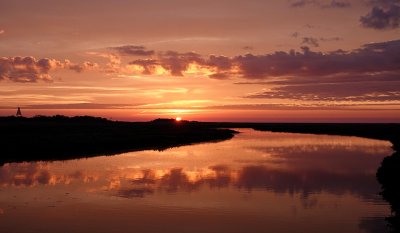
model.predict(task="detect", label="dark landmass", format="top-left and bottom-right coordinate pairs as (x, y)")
top-left (377, 151), bottom-right (400, 232)
top-left (1, 117), bottom-right (399, 165)
top-left (0, 116), bottom-right (237, 165)
top-left (248, 123), bottom-right (400, 151)
top-left (180, 122), bottom-right (399, 150)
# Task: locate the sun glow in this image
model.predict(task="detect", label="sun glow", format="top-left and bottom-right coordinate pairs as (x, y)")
top-left (176, 117), bottom-right (182, 121)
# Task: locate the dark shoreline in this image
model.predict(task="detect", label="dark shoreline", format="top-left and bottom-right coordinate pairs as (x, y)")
top-left (1, 116), bottom-right (399, 165)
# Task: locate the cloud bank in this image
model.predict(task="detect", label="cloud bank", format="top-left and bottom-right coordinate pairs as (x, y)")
top-left (360, 0), bottom-right (400, 30)
top-left (3, 40), bottom-right (400, 104)
top-left (126, 40), bottom-right (400, 80)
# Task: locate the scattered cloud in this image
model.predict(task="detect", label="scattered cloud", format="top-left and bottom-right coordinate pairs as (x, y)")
top-left (119, 39), bottom-right (400, 81)
top-left (109, 45), bottom-right (155, 57)
top-left (243, 81), bottom-right (400, 102)
top-left (301, 37), bottom-right (319, 47)
top-left (291, 31), bottom-right (300, 38)
top-left (291, 0), bottom-right (351, 8)
top-left (16, 103), bottom-right (145, 109)
top-left (305, 24), bottom-right (316, 28)
top-left (0, 56), bottom-right (58, 83)
top-left (243, 46), bottom-right (254, 50)
top-left (319, 37), bottom-right (343, 41)
top-left (322, 0), bottom-right (351, 8)
top-left (0, 56), bottom-right (99, 83)
top-left (291, 0), bottom-right (312, 7)
top-left (4, 39), bottom-right (400, 95)
top-left (360, 3), bottom-right (400, 30)
top-left (367, 0), bottom-right (400, 7)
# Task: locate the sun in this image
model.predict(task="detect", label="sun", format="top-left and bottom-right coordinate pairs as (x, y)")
top-left (176, 117), bottom-right (182, 121)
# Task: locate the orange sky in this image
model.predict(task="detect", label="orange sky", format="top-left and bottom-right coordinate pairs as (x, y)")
top-left (1, 0), bottom-right (400, 122)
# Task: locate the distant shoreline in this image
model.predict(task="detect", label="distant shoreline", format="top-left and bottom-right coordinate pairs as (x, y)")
top-left (1, 116), bottom-right (399, 165)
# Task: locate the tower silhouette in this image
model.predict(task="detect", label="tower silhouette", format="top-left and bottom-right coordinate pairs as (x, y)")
top-left (16, 107), bottom-right (22, 117)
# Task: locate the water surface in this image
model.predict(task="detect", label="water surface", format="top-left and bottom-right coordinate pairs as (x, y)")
top-left (0, 129), bottom-right (394, 233)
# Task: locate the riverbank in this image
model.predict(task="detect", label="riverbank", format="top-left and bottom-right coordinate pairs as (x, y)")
top-left (196, 122), bottom-right (400, 151)
top-left (1, 116), bottom-right (399, 164)
top-left (0, 116), bottom-right (238, 165)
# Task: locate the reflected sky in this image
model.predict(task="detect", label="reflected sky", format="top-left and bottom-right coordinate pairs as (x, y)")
top-left (0, 129), bottom-right (394, 233)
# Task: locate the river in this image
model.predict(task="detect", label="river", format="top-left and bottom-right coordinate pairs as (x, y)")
top-left (0, 129), bottom-right (394, 233)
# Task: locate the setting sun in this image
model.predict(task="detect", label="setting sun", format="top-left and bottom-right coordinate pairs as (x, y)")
top-left (176, 117), bottom-right (182, 121)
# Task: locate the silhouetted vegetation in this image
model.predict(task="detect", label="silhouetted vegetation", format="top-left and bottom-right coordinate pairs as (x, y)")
top-left (1, 118), bottom-right (399, 165)
top-left (0, 115), bottom-right (237, 165)
top-left (377, 151), bottom-right (400, 232)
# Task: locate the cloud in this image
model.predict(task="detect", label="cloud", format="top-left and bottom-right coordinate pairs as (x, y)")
top-left (291, 0), bottom-right (311, 7)
top-left (360, 4), bottom-right (400, 30)
top-left (0, 56), bottom-right (58, 83)
top-left (0, 56), bottom-right (99, 83)
top-left (291, 31), bottom-right (300, 38)
top-left (367, 0), bottom-right (400, 7)
top-left (15, 103), bottom-right (145, 109)
top-left (323, 0), bottom-right (351, 8)
top-left (0, 30), bottom-right (4, 34)
top-left (130, 51), bottom-right (205, 76)
top-left (291, 0), bottom-right (351, 8)
top-left (319, 37), bottom-right (343, 41)
top-left (301, 37), bottom-right (319, 47)
top-left (223, 40), bottom-right (400, 79)
top-left (243, 46), bottom-right (254, 50)
top-left (159, 51), bottom-right (205, 76)
top-left (243, 80), bottom-right (400, 101)
top-left (110, 45), bottom-right (155, 57)
top-left (128, 59), bottom-right (159, 75)
top-left (120, 39), bottom-right (400, 82)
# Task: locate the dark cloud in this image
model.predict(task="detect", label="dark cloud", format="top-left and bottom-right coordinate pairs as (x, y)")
top-left (129, 59), bottom-right (159, 75)
top-left (301, 37), bottom-right (319, 47)
top-left (243, 79), bottom-right (400, 101)
top-left (124, 39), bottom-right (400, 83)
top-left (225, 40), bottom-right (400, 79)
top-left (158, 51), bottom-right (205, 76)
top-left (291, 31), bottom-right (300, 38)
top-left (319, 37), bottom-right (343, 41)
top-left (367, 0), bottom-right (400, 7)
top-left (243, 46), bottom-right (254, 50)
top-left (291, 0), bottom-right (311, 7)
top-left (323, 0), bottom-right (351, 8)
top-left (208, 73), bottom-right (231, 80)
top-left (109, 45), bottom-right (155, 57)
top-left (129, 51), bottom-right (206, 76)
top-left (291, 0), bottom-right (350, 8)
top-left (360, 4), bottom-right (400, 30)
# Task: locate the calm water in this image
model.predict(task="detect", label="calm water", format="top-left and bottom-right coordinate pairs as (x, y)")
top-left (0, 129), bottom-right (395, 233)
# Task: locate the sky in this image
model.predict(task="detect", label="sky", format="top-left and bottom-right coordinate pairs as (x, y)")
top-left (1, 0), bottom-right (400, 122)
